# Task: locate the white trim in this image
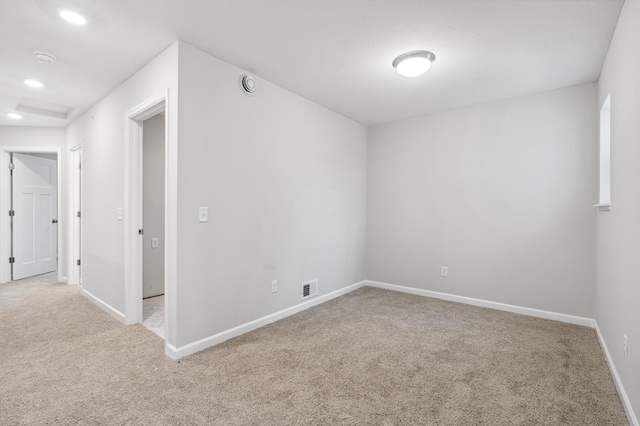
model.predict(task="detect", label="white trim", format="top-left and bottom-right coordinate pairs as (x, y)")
top-left (159, 276), bottom-right (637, 426)
top-left (595, 323), bottom-right (639, 426)
top-left (165, 280), bottom-right (367, 360)
top-left (593, 203), bottom-right (611, 212)
top-left (0, 150), bottom-right (11, 283)
top-left (164, 91), bottom-right (177, 347)
top-left (124, 90), bottom-right (167, 326)
top-left (124, 110), bottom-right (143, 325)
top-left (124, 89), bottom-right (176, 351)
top-left (164, 279), bottom-right (601, 360)
top-left (0, 147), bottom-right (64, 284)
top-left (365, 280), bottom-right (596, 328)
top-left (598, 93), bottom-right (611, 206)
top-left (68, 144), bottom-right (82, 285)
top-left (82, 288), bottom-right (125, 323)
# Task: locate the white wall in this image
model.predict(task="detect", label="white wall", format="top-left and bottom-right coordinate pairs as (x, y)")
top-left (367, 83), bottom-right (597, 318)
top-left (0, 127), bottom-right (68, 283)
top-left (0, 127), bottom-right (66, 148)
top-left (596, 0), bottom-right (640, 421)
top-left (175, 42), bottom-right (367, 347)
top-left (142, 114), bottom-right (165, 298)
top-left (25, 153), bottom-right (57, 161)
top-left (65, 42), bottom-right (179, 340)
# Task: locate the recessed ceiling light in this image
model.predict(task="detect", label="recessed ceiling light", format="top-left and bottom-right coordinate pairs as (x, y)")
top-left (60, 10), bottom-right (87, 25)
top-left (24, 79), bottom-right (44, 88)
top-left (392, 50), bottom-right (436, 77)
top-left (7, 113), bottom-right (23, 120)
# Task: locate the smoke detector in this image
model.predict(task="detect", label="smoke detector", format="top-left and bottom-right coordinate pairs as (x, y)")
top-left (33, 51), bottom-right (57, 64)
top-left (241, 74), bottom-right (256, 94)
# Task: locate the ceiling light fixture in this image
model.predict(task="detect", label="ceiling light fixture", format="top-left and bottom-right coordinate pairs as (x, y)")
top-left (7, 113), bottom-right (23, 120)
top-left (24, 79), bottom-right (44, 88)
top-left (60, 10), bottom-right (87, 25)
top-left (392, 50), bottom-right (436, 77)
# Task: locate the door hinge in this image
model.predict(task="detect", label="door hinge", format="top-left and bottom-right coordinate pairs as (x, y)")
top-left (9, 257), bottom-right (15, 264)
top-left (8, 162), bottom-right (15, 170)
top-left (77, 259), bottom-right (81, 266)
top-left (77, 211), bottom-right (81, 218)
top-left (8, 210), bottom-right (14, 217)
top-left (78, 162), bottom-right (82, 169)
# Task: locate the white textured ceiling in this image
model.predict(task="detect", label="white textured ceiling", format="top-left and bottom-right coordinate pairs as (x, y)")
top-left (0, 0), bottom-right (624, 127)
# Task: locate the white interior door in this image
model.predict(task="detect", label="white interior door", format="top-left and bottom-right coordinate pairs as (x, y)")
top-left (12, 153), bottom-right (58, 280)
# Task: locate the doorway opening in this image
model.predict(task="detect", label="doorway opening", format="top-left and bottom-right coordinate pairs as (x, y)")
top-left (141, 113), bottom-right (166, 338)
top-left (0, 148), bottom-right (62, 284)
top-left (124, 90), bottom-right (174, 350)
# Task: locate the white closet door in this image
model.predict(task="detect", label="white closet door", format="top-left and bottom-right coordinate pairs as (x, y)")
top-left (12, 153), bottom-right (58, 280)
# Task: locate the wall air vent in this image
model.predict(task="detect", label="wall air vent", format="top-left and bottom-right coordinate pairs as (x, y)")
top-left (240, 74), bottom-right (257, 94)
top-left (301, 279), bottom-right (318, 300)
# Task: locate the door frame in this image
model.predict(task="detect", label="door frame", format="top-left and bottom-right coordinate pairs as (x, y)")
top-left (0, 146), bottom-right (63, 284)
top-left (124, 89), bottom-right (176, 351)
top-left (68, 144), bottom-right (82, 285)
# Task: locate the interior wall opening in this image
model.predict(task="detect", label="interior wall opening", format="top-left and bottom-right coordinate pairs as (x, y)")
top-left (141, 113), bottom-right (166, 339)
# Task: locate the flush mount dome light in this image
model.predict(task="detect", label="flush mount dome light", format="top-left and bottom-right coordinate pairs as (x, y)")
top-left (7, 113), bottom-right (23, 120)
top-left (25, 79), bottom-right (44, 88)
top-left (392, 50), bottom-right (436, 77)
top-left (60, 10), bottom-right (87, 25)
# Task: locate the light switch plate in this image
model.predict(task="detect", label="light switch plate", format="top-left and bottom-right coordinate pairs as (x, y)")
top-left (199, 207), bottom-right (209, 223)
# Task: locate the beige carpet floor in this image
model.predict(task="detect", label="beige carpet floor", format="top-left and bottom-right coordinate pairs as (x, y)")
top-left (0, 275), bottom-right (629, 425)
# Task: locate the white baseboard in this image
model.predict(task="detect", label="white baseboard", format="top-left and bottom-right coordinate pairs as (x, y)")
top-left (365, 282), bottom-right (640, 423)
top-left (165, 280), bottom-right (367, 360)
top-left (166, 279), bottom-right (597, 360)
top-left (161, 277), bottom-right (635, 425)
top-left (365, 280), bottom-right (596, 328)
top-left (82, 288), bottom-right (125, 323)
top-left (595, 323), bottom-right (638, 426)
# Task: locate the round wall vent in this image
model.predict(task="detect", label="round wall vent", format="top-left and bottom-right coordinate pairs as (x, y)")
top-left (241, 75), bottom-right (256, 94)
top-left (33, 51), bottom-right (57, 64)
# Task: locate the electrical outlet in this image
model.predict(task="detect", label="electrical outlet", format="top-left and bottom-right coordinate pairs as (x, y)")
top-left (623, 334), bottom-right (628, 359)
top-left (151, 238), bottom-right (159, 248)
top-left (441, 266), bottom-right (448, 277)
top-left (84, 264), bottom-right (88, 276)
top-left (271, 280), bottom-right (277, 293)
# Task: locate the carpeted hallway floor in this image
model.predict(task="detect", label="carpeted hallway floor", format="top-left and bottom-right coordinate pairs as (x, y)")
top-left (0, 275), bottom-right (629, 425)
